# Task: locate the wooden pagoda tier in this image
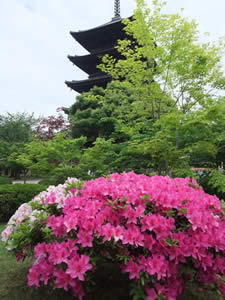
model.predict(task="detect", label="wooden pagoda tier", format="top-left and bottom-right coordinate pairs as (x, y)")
top-left (65, 17), bottom-right (128, 94)
top-left (65, 74), bottom-right (112, 94)
top-left (70, 18), bottom-right (126, 54)
top-left (67, 47), bottom-right (120, 77)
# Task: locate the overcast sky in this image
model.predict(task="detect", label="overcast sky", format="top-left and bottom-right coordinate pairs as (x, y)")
top-left (0, 0), bottom-right (224, 117)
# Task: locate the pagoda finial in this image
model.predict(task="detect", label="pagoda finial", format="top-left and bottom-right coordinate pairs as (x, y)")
top-left (113, 0), bottom-right (121, 20)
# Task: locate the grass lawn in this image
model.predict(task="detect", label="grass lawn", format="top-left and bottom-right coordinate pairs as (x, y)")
top-left (0, 224), bottom-right (221, 300)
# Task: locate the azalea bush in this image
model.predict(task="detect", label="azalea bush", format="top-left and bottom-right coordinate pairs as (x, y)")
top-left (1, 172), bottom-right (225, 299)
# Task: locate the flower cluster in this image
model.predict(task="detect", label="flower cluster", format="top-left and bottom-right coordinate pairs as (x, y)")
top-left (2, 172), bottom-right (225, 299)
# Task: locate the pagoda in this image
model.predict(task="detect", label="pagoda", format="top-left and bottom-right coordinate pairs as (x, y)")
top-left (65, 0), bottom-right (127, 94)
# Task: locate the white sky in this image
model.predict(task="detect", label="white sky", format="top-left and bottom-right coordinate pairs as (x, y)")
top-left (0, 0), bottom-right (224, 117)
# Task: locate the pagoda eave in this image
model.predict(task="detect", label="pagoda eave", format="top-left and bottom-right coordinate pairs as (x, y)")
top-left (65, 75), bottom-right (112, 94)
top-left (70, 18), bottom-right (127, 53)
top-left (67, 47), bottom-right (118, 75)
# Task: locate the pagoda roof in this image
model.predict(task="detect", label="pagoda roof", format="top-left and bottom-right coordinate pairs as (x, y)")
top-left (70, 17), bottom-right (127, 53)
top-left (67, 47), bottom-right (118, 75)
top-left (65, 74), bottom-right (112, 94)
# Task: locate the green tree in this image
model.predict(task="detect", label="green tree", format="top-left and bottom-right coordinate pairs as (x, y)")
top-left (100, 0), bottom-right (225, 119)
top-left (98, 0), bottom-right (225, 174)
top-left (69, 82), bottom-right (136, 145)
top-left (0, 112), bottom-right (37, 177)
top-left (68, 0), bottom-right (225, 177)
top-left (17, 133), bottom-right (87, 179)
top-left (0, 112), bottom-right (36, 144)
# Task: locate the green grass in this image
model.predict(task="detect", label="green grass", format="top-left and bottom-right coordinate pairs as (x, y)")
top-left (0, 224), bottom-right (27, 299)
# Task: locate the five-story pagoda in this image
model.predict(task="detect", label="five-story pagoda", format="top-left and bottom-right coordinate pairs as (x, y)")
top-left (65, 0), bottom-right (126, 94)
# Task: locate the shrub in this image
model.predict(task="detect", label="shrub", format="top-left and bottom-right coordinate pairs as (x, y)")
top-left (171, 167), bottom-right (194, 179)
top-left (195, 169), bottom-right (225, 200)
top-left (0, 176), bottom-right (12, 185)
top-left (0, 184), bottom-right (47, 222)
top-left (207, 170), bottom-right (225, 200)
top-left (1, 173), bottom-right (225, 299)
top-left (38, 179), bottom-right (57, 186)
top-left (52, 167), bottom-right (84, 184)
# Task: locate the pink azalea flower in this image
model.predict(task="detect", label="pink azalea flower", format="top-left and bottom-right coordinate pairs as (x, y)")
top-left (77, 229), bottom-right (93, 247)
top-left (123, 259), bottom-right (142, 279)
top-left (28, 266), bottom-right (40, 287)
top-left (66, 255), bottom-right (92, 281)
top-left (146, 288), bottom-right (157, 300)
top-left (54, 269), bottom-right (73, 291)
top-left (2, 171), bottom-right (225, 299)
top-left (100, 223), bottom-right (114, 242)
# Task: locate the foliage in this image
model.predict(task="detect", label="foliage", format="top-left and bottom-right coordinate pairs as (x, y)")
top-left (34, 113), bottom-right (71, 141)
top-left (38, 179), bottom-right (57, 186)
top-left (71, 137), bottom-right (153, 179)
top-left (70, 89), bottom-right (225, 177)
top-left (0, 112), bottom-right (37, 145)
top-left (197, 170), bottom-right (225, 201)
top-left (126, 131), bottom-right (184, 175)
top-left (50, 168), bottom-right (85, 185)
top-left (208, 170), bottom-right (225, 198)
top-left (100, 0), bottom-right (225, 117)
top-left (0, 112), bottom-right (38, 178)
top-left (66, 0), bottom-right (225, 177)
top-left (2, 173), bottom-right (225, 299)
top-left (93, 0), bottom-right (225, 175)
top-left (0, 184), bottom-right (47, 222)
top-left (171, 166), bottom-right (194, 179)
top-left (0, 176), bottom-right (12, 185)
top-left (177, 98), bottom-right (225, 168)
top-left (69, 83), bottom-right (135, 145)
top-left (17, 133), bottom-right (87, 177)
top-left (76, 138), bottom-right (118, 178)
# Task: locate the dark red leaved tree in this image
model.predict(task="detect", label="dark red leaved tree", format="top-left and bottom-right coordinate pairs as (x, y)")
top-left (34, 110), bottom-right (71, 140)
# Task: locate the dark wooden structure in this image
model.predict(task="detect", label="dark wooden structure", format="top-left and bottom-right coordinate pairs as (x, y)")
top-left (65, 0), bottom-right (126, 94)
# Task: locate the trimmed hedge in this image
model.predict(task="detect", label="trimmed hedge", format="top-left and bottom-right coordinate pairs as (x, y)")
top-left (0, 184), bottom-right (47, 222)
top-left (0, 177), bottom-right (12, 185)
top-left (38, 179), bottom-right (57, 186)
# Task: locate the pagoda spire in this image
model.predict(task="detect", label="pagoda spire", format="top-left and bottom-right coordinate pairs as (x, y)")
top-left (112, 0), bottom-right (121, 20)
top-left (66, 0), bottom-right (127, 94)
